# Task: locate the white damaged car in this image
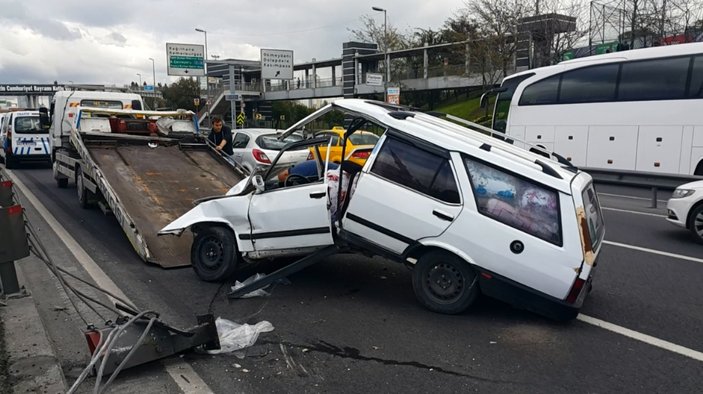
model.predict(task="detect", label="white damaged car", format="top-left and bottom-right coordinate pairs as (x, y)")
top-left (160, 99), bottom-right (606, 320)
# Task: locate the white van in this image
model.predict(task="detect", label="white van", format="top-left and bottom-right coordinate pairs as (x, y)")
top-left (160, 99), bottom-right (606, 320)
top-left (0, 110), bottom-right (51, 168)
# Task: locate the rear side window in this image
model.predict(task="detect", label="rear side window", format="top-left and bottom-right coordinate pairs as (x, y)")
top-left (464, 157), bottom-right (562, 245)
top-left (232, 133), bottom-right (250, 148)
top-left (371, 137), bottom-right (459, 203)
top-left (256, 134), bottom-right (302, 150)
top-left (349, 133), bottom-right (379, 145)
top-left (689, 56), bottom-right (703, 98)
top-left (80, 100), bottom-right (124, 109)
top-left (618, 57), bottom-right (689, 101)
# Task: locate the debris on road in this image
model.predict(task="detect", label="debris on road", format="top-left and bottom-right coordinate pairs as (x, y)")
top-left (231, 273), bottom-right (271, 298)
top-left (207, 317), bottom-right (274, 354)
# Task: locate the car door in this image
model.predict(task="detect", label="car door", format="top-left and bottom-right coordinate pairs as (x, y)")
top-left (341, 133), bottom-right (463, 255)
top-left (246, 137), bottom-right (335, 251)
top-left (231, 131), bottom-right (251, 165)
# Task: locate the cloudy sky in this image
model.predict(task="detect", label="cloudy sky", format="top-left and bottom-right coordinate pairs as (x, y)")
top-left (0, 0), bottom-right (465, 87)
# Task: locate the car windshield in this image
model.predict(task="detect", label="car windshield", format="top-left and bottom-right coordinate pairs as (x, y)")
top-left (349, 133), bottom-right (379, 145)
top-left (256, 133), bottom-right (304, 150)
top-left (14, 116), bottom-right (45, 133)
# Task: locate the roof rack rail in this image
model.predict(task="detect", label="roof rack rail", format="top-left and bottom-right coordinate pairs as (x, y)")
top-left (426, 111), bottom-right (579, 172)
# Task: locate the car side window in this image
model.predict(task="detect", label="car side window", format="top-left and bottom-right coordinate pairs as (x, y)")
top-left (464, 156), bottom-right (562, 245)
top-left (232, 133), bottom-right (250, 148)
top-left (371, 136), bottom-right (459, 203)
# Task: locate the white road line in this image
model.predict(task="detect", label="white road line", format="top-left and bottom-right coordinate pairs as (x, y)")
top-left (603, 240), bottom-right (703, 264)
top-left (601, 207), bottom-right (667, 218)
top-left (5, 169), bottom-right (214, 394)
top-left (578, 314), bottom-right (703, 362)
top-left (598, 192), bottom-right (668, 203)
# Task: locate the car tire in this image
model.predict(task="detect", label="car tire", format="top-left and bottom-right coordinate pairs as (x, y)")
top-left (688, 203), bottom-right (703, 244)
top-left (53, 160), bottom-right (68, 188)
top-left (191, 226), bottom-right (239, 282)
top-left (5, 155), bottom-right (16, 169)
top-left (412, 250), bottom-right (479, 314)
top-left (76, 167), bottom-right (90, 209)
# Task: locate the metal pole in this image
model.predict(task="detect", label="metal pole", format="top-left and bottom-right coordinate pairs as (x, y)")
top-left (384, 9), bottom-right (388, 102)
top-left (0, 261), bottom-right (20, 295)
top-left (149, 57), bottom-right (156, 87)
top-left (651, 187), bottom-right (658, 208)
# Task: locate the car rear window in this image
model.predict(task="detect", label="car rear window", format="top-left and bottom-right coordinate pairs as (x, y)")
top-left (349, 133), bottom-right (379, 145)
top-left (255, 134), bottom-right (303, 150)
top-left (14, 116), bottom-right (46, 134)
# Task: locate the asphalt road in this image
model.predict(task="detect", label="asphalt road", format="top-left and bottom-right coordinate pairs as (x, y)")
top-left (8, 164), bottom-right (703, 393)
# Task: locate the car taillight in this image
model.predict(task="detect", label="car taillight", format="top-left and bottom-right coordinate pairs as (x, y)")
top-left (565, 277), bottom-right (585, 304)
top-left (252, 149), bottom-right (271, 164)
top-left (351, 150), bottom-right (370, 159)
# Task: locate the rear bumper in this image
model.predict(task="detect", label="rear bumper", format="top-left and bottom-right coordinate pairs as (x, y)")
top-left (478, 265), bottom-right (596, 322)
top-left (8, 152), bottom-right (50, 162)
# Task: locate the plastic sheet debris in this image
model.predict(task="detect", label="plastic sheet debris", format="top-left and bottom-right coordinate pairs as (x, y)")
top-left (207, 317), bottom-right (274, 354)
top-left (231, 273), bottom-right (271, 298)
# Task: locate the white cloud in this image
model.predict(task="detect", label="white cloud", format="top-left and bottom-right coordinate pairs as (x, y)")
top-left (0, 0), bottom-right (463, 85)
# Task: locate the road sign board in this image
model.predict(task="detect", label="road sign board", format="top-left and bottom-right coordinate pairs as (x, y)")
top-left (366, 73), bottom-right (383, 86)
top-left (225, 94), bottom-right (241, 101)
top-left (166, 43), bottom-right (205, 76)
top-left (144, 85), bottom-right (154, 92)
top-left (387, 87), bottom-right (400, 105)
top-left (261, 49), bottom-right (294, 80)
top-left (236, 113), bottom-right (245, 125)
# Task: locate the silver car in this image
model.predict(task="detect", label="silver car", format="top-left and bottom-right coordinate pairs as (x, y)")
top-left (230, 128), bottom-right (308, 173)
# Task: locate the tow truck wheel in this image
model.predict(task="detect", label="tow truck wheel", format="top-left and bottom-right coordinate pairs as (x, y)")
top-left (54, 161), bottom-right (68, 188)
top-left (76, 167), bottom-right (90, 208)
top-left (412, 250), bottom-right (479, 315)
top-left (191, 226), bottom-right (238, 282)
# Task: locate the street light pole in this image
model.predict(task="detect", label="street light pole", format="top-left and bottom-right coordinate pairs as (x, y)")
top-left (136, 73), bottom-right (142, 87)
top-left (148, 57), bottom-right (156, 88)
top-left (372, 6), bottom-right (388, 102)
top-left (195, 28), bottom-right (210, 126)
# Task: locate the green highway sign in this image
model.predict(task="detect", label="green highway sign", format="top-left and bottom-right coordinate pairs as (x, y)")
top-left (166, 43), bottom-right (205, 76)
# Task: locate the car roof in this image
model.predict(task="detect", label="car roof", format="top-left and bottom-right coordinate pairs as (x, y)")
top-left (331, 99), bottom-right (576, 191)
top-left (234, 128), bottom-right (281, 136)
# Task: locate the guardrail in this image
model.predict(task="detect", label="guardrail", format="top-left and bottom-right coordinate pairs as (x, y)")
top-left (583, 168), bottom-right (703, 208)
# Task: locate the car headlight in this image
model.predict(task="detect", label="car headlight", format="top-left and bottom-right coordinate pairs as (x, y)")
top-left (671, 189), bottom-right (695, 199)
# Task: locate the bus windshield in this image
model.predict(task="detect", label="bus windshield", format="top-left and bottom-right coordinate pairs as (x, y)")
top-left (492, 73), bottom-right (533, 133)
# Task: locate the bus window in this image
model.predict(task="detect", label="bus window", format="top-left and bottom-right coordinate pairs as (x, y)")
top-left (618, 57), bottom-right (689, 101)
top-left (559, 64), bottom-right (619, 104)
top-left (688, 56), bottom-right (703, 98)
top-left (518, 74), bottom-right (560, 106)
top-left (492, 73), bottom-right (533, 132)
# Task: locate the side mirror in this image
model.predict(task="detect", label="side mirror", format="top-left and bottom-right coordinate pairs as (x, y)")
top-left (131, 100), bottom-right (143, 111)
top-left (252, 175), bottom-right (265, 193)
top-left (38, 107), bottom-right (51, 129)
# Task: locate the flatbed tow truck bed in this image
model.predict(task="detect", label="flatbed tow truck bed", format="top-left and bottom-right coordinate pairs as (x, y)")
top-left (88, 139), bottom-right (243, 267)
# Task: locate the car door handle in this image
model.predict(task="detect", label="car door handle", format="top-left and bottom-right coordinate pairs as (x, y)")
top-left (309, 192), bottom-right (326, 199)
top-left (432, 210), bottom-right (454, 222)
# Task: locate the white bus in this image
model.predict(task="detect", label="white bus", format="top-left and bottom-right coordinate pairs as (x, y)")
top-left (489, 42), bottom-right (703, 176)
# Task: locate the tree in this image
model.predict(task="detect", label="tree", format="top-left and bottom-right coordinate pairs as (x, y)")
top-left (349, 14), bottom-right (412, 52)
top-left (161, 78), bottom-right (200, 111)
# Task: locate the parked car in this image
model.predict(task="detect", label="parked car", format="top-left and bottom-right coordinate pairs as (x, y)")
top-left (161, 99), bottom-right (605, 321)
top-left (666, 180), bottom-right (703, 243)
top-left (230, 128), bottom-right (308, 173)
top-left (311, 126), bottom-right (379, 165)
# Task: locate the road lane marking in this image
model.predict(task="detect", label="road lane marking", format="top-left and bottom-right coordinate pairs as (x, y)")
top-left (601, 207), bottom-right (667, 218)
top-left (5, 169), bottom-right (214, 394)
top-left (598, 192), bottom-right (668, 203)
top-left (603, 240), bottom-right (703, 264)
top-left (578, 314), bottom-right (703, 362)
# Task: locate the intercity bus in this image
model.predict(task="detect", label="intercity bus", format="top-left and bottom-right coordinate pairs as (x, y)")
top-left (489, 42), bottom-right (703, 176)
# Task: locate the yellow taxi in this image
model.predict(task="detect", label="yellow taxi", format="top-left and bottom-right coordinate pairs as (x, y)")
top-left (310, 126), bottom-right (380, 165)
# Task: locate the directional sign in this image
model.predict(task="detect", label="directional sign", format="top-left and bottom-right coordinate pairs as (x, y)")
top-left (236, 113), bottom-right (245, 125)
top-left (261, 49), bottom-right (294, 80)
top-left (166, 43), bottom-right (205, 76)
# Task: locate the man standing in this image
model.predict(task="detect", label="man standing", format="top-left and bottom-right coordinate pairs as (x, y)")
top-left (208, 117), bottom-right (233, 156)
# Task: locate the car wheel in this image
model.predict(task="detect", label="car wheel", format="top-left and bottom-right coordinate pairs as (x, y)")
top-left (76, 167), bottom-right (90, 208)
top-left (191, 226), bottom-right (239, 282)
top-left (412, 250), bottom-right (479, 314)
top-left (53, 160), bottom-right (68, 188)
top-left (688, 203), bottom-right (703, 244)
top-left (5, 155), bottom-right (15, 169)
